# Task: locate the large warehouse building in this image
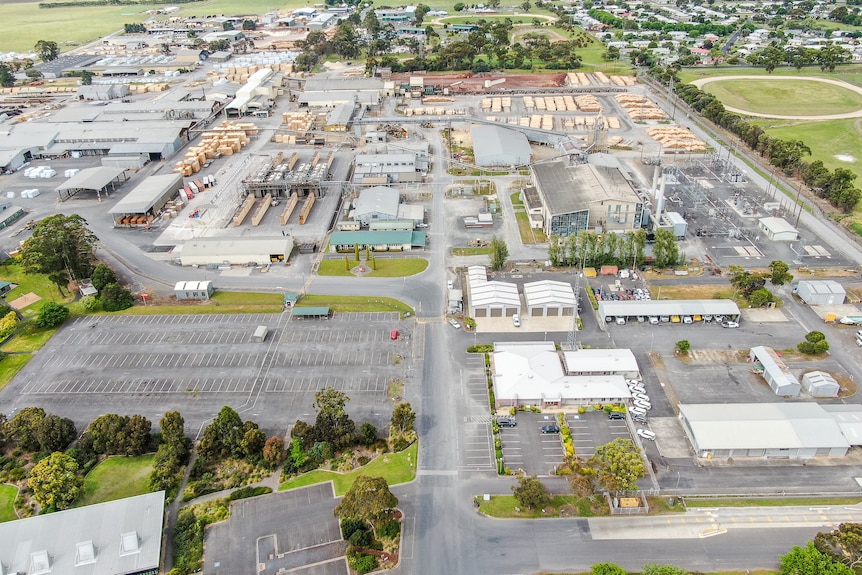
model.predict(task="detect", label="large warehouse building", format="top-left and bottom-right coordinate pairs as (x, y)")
top-left (492, 342), bottom-right (632, 408)
top-left (467, 265), bottom-right (520, 318)
top-left (679, 403), bottom-right (851, 459)
top-left (529, 156), bottom-right (643, 237)
top-left (794, 280), bottom-right (846, 306)
top-left (179, 236), bottom-right (294, 266)
top-left (0, 491), bottom-right (164, 575)
top-left (56, 166), bottom-right (128, 201)
top-left (470, 124), bottom-right (531, 167)
top-left (523, 280), bottom-right (577, 317)
top-left (110, 173), bottom-right (183, 225)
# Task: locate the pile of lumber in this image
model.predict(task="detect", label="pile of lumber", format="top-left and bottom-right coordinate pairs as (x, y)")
top-left (646, 125), bottom-right (707, 151)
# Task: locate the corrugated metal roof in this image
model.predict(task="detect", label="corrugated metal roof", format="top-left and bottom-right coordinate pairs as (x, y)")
top-left (750, 345), bottom-right (800, 390)
top-left (110, 173), bottom-right (182, 214)
top-left (470, 281), bottom-right (520, 308)
top-left (524, 280), bottom-right (576, 307)
top-left (532, 160), bottom-right (639, 217)
top-left (330, 230), bottom-right (413, 245)
top-left (822, 405), bottom-right (862, 445)
top-left (293, 306), bottom-right (330, 316)
top-left (598, 299), bottom-right (740, 317)
top-left (759, 216), bottom-right (798, 234)
top-left (471, 124), bottom-right (531, 166)
top-left (55, 166), bottom-right (126, 191)
top-left (181, 237), bottom-right (292, 258)
top-left (797, 280), bottom-right (845, 295)
top-left (354, 186), bottom-right (400, 219)
top-left (680, 403), bottom-right (850, 450)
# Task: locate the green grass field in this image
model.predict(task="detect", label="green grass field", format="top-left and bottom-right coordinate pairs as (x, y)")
top-left (279, 442), bottom-right (417, 495)
top-left (0, 354), bottom-right (31, 392)
top-left (701, 78), bottom-right (862, 116)
top-left (317, 258), bottom-right (429, 277)
top-left (685, 496), bottom-right (862, 508)
top-left (296, 294), bottom-right (413, 316)
top-left (77, 455), bottom-right (155, 507)
top-left (0, 484), bottom-right (18, 523)
top-left (0, 262), bottom-right (73, 315)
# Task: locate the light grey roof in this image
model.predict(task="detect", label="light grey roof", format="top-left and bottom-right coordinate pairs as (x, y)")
top-left (598, 299), bottom-right (740, 317)
top-left (680, 403), bottom-right (850, 450)
top-left (470, 124), bottom-right (531, 166)
top-left (524, 280), bottom-right (576, 307)
top-left (531, 160), bottom-right (639, 217)
top-left (303, 77), bottom-right (383, 92)
top-left (749, 345), bottom-right (800, 390)
top-left (0, 491), bottom-right (164, 575)
top-left (355, 186), bottom-right (400, 218)
top-left (796, 280), bottom-right (845, 295)
top-left (110, 173), bottom-right (182, 214)
top-left (801, 370), bottom-right (840, 395)
top-left (758, 216), bottom-right (798, 234)
top-left (327, 102), bottom-right (355, 126)
top-left (181, 237), bottom-right (293, 258)
top-left (822, 404), bottom-right (862, 445)
top-left (55, 166), bottom-right (126, 191)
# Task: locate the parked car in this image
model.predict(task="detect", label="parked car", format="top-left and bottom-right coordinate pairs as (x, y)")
top-left (682, 316), bottom-right (693, 324)
top-left (615, 316), bottom-right (626, 325)
top-left (632, 392), bottom-right (650, 401)
top-left (637, 429), bottom-right (656, 441)
top-left (447, 280), bottom-right (454, 289)
top-left (496, 416), bottom-right (517, 428)
top-left (628, 384), bottom-right (646, 394)
top-left (608, 412), bottom-right (625, 420)
top-left (513, 314), bottom-right (521, 328)
top-left (632, 414), bottom-right (648, 424)
top-left (448, 318), bottom-right (461, 329)
top-left (649, 316), bottom-right (659, 325)
top-left (540, 424), bottom-right (561, 434)
top-left (721, 320), bottom-right (740, 328)
top-left (633, 399), bottom-right (652, 410)
top-left (629, 406), bottom-right (647, 417)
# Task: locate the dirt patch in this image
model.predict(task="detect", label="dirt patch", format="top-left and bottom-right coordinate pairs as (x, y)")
top-left (390, 71), bottom-right (567, 92)
top-left (684, 349), bottom-right (748, 365)
top-left (741, 307), bottom-right (788, 322)
top-left (8, 292), bottom-right (40, 310)
top-left (644, 283), bottom-right (733, 300)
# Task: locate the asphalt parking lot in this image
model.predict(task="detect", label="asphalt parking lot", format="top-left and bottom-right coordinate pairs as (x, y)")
top-left (461, 353), bottom-right (495, 471)
top-left (205, 483), bottom-right (347, 575)
top-left (0, 312), bottom-right (409, 433)
top-left (565, 410), bottom-right (633, 458)
top-left (499, 412), bottom-right (564, 476)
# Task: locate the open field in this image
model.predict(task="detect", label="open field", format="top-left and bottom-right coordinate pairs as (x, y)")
top-left (77, 454), bottom-right (155, 507)
top-left (701, 78), bottom-right (862, 117)
top-left (279, 442), bottom-right (417, 495)
top-left (297, 294), bottom-right (414, 316)
top-left (0, 262), bottom-right (73, 315)
top-left (0, 354), bottom-right (31, 391)
top-left (0, 484), bottom-right (17, 523)
top-left (685, 496), bottom-right (862, 508)
top-left (317, 258), bottom-right (429, 277)
top-left (679, 67), bottom-right (862, 88)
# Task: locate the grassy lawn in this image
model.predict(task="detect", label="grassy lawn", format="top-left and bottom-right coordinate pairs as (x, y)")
top-left (2, 323), bottom-right (59, 353)
top-left (701, 78), bottom-right (862, 116)
top-left (647, 284), bottom-right (735, 300)
top-left (84, 291), bottom-right (284, 316)
top-left (452, 247), bottom-right (494, 256)
top-left (297, 294), bottom-right (413, 316)
top-left (686, 496), bottom-right (862, 508)
top-left (477, 493), bottom-right (608, 518)
top-left (678, 67), bottom-right (862, 85)
top-left (515, 211), bottom-right (548, 244)
top-left (0, 354), bottom-right (31, 392)
top-left (0, 484), bottom-right (17, 523)
top-left (317, 258), bottom-right (429, 277)
top-left (279, 442), bottom-right (417, 495)
top-left (0, 263), bottom-right (72, 316)
top-left (77, 455), bottom-right (155, 507)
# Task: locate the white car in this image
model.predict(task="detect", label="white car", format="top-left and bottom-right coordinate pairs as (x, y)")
top-left (722, 320), bottom-right (740, 328)
top-left (633, 399), bottom-right (652, 410)
top-left (637, 429), bottom-right (656, 441)
top-left (448, 318), bottom-right (461, 329)
top-left (447, 280), bottom-right (454, 290)
top-left (628, 385), bottom-right (646, 394)
top-left (513, 314), bottom-right (521, 328)
top-left (632, 392), bottom-right (650, 402)
top-left (629, 406), bottom-right (647, 417)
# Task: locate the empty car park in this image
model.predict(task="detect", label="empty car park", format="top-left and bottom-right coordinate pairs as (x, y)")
top-left (564, 410), bottom-right (633, 459)
top-left (0, 312), bottom-right (409, 432)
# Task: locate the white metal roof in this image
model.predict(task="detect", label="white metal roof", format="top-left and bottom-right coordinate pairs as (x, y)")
top-left (0, 491), bottom-right (164, 575)
top-left (822, 405), bottom-right (862, 446)
top-left (175, 280), bottom-right (212, 291)
top-left (563, 348), bottom-right (638, 374)
top-left (679, 403), bottom-right (850, 450)
top-left (110, 173), bottom-right (182, 214)
top-left (354, 186), bottom-right (400, 218)
top-left (758, 216), bottom-right (798, 234)
top-left (796, 280), bottom-right (846, 295)
top-left (801, 370), bottom-right (840, 393)
top-left (181, 237), bottom-right (293, 258)
top-left (471, 124), bottom-right (531, 166)
top-left (598, 299), bottom-right (740, 317)
top-left (470, 281), bottom-right (520, 308)
top-left (524, 280), bottom-right (576, 307)
top-left (493, 342), bottom-right (632, 402)
top-left (749, 345), bottom-right (800, 390)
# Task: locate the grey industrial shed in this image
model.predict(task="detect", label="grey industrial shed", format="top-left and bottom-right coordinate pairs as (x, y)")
top-left (801, 370), bottom-right (840, 398)
top-left (56, 166), bottom-right (128, 201)
top-left (679, 403), bottom-right (850, 459)
top-left (795, 280), bottom-right (846, 306)
top-left (749, 346), bottom-right (801, 397)
top-left (353, 186), bottom-right (400, 225)
top-left (175, 280), bottom-right (214, 300)
top-left (597, 299), bottom-right (740, 323)
top-left (110, 173), bottom-right (182, 220)
top-left (471, 124), bottom-right (531, 167)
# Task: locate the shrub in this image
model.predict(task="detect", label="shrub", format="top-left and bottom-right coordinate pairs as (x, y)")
top-left (228, 486), bottom-right (271, 501)
top-left (341, 518), bottom-right (369, 540)
top-left (348, 527), bottom-right (374, 547)
top-left (378, 519), bottom-right (400, 539)
top-left (80, 295), bottom-right (99, 311)
top-left (347, 550), bottom-right (378, 575)
top-left (0, 311), bottom-right (18, 340)
top-left (36, 302), bottom-right (69, 328)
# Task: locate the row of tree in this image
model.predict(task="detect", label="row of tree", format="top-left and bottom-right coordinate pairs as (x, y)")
top-left (547, 229), bottom-right (684, 270)
top-left (746, 44), bottom-right (851, 73)
top-left (652, 67), bottom-right (862, 213)
top-left (728, 261), bottom-right (793, 307)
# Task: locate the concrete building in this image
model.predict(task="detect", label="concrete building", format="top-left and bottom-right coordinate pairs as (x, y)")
top-left (466, 265), bottom-right (520, 318)
top-left (679, 403), bottom-right (850, 459)
top-left (298, 77), bottom-right (383, 108)
top-left (328, 230), bottom-right (426, 252)
top-left (110, 173), bottom-right (182, 222)
top-left (352, 153), bottom-right (421, 185)
top-left (758, 216), bottom-right (799, 241)
top-left (562, 348), bottom-right (640, 379)
top-left (523, 280), bottom-right (577, 317)
top-left (801, 370), bottom-right (840, 398)
top-left (749, 346), bottom-right (801, 397)
top-left (471, 125), bottom-right (531, 167)
top-left (0, 491), bottom-right (165, 575)
top-left (353, 186), bottom-right (400, 225)
top-left (492, 342), bottom-right (632, 408)
top-left (226, 68), bottom-right (281, 118)
top-left (179, 236), bottom-right (294, 266)
top-left (175, 280), bottom-right (214, 300)
top-left (77, 84), bottom-right (130, 101)
top-left (530, 158), bottom-right (643, 237)
top-left (795, 280), bottom-right (846, 306)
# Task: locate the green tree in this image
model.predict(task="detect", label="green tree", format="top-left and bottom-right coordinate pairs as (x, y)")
top-left (730, 270), bottom-right (767, 298)
top-left (6, 407), bottom-right (47, 451)
top-left (262, 436), bottom-right (286, 469)
top-left (223, 21), bottom-right (235, 31)
top-left (35, 414), bottom-right (77, 453)
top-left (512, 474), bottom-right (551, 509)
top-left (29, 451), bottom-right (83, 510)
top-left (769, 260), bottom-right (794, 286)
top-left (333, 474), bottom-right (399, 529)
top-left (591, 564), bottom-right (628, 575)
top-left (36, 301), bottom-right (69, 328)
top-left (798, 330), bottom-right (829, 355)
top-left (781, 541), bottom-right (854, 575)
top-left (312, 388), bottom-right (356, 448)
top-left (101, 283), bottom-right (134, 311)
top-left (489, 235), bottom-right (508, 270)
top-left (651, 228), bottom-right (679, 269)
top-left (159, 411), bottom-right (189, 456)
top-left (91, 263), bottom-right (117, 292)
top-left (241, 426), bottom-right (266, 461)
top-left (34, 40), bottom-right (60, 62)
top-left (125, 414), bottom-right (153, 456)
top-left (20, 214), bottom-right (97, 287)
top-left (589, 438), bottom-right (644, 493)
top-left (0, 63), bottom-right (14, 88)
top-left (391, 402), bottom-right (416, 434)
top-left (454, 2), bottom-right (466, 11)
top-left (674, 340), bottom-right (690, 354)
top-left (748, 287), bottom-right (775, 308)
top-left (360, 422), bottom-right (378, 445)
top-left (80, 70), bottom-right (93, 85)
top-left (150, 411), bottom-right (189, 496)
top-left (198, 406), bottom-right (244, 459)
top-left (242, 19), bottom-right (256, 30)
top-left (814, 523), bottom-right (862, 569)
